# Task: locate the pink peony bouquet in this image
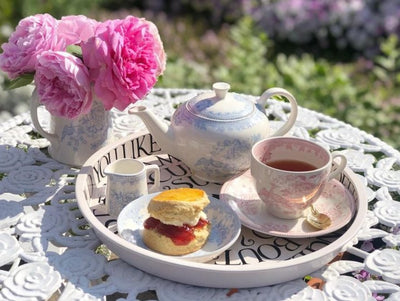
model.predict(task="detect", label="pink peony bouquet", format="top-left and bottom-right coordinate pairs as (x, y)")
top-left (0, 14), bottom-right (166, 119)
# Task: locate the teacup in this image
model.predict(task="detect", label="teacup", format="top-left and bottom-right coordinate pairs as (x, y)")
top-left (251, 137), bottom-right (347, 219)
top-left (104, 159), bottom-right (160, 217)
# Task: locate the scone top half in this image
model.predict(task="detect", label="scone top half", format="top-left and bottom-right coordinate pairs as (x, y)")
top-left (147, 188), bottom-right (210, 226)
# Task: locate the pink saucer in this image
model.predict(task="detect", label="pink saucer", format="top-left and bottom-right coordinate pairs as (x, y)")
top-left (220, 170), bottom-right (356, 238)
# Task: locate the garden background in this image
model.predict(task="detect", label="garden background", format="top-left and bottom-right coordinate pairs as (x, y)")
top-left (0, 0), bottom-right (399, 149)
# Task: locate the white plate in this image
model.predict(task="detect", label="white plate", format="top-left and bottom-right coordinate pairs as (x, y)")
top-left (117, 192), bottom-right (241, 263)
top-left (220, 170), bottom-right (356, 238)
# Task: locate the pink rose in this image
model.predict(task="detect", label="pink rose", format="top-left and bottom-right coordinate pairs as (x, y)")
top-left (146, 20), bottom-right (167, 77)
top-left (57, 15), bottom-right (99, 46)
top-left (34, 51), bottom-right (92, 119)
top-left (81, 16), bottom-right (166, 111)
top-left (0, 14), bottom-right (63, 79)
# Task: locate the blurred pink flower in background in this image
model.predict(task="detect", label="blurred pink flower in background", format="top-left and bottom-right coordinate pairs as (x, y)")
top-left (82, 16), bottom-right (166, 111)
top-left (34, 51), bottom-right (92, 119)
top-left (0, 14), bottom-right (63, 79)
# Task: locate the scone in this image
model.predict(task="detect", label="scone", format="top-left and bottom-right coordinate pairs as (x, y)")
top-left (143, 188), bottom-right (211, 255)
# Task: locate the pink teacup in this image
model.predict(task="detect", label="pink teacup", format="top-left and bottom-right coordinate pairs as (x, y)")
top-left (251, 137), bottom-right (347, 219)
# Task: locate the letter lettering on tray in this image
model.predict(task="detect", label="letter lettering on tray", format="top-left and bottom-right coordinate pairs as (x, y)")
top-left (149, 134), bottom-right (161, 153)
top-left (165, 164), bottom-right (189, 176)
top-left (340, 173), bottom-right (345, 183)
top-left (187, 176), bottom-right (209, 187)
top-left (158, 156), bottom-right (186, 183)
top-left (238, 248), bottom-right (263, 264)
top-left (240, 236), bottom-right (256, 247)
top-left (133, 134), bottom-right (161, 157)
top-left (258, 244), bottom-right (281, 260)
top-left (105, 219), bottom-right (117, 231)
top-left (293, 237), bottom-right (332, 257)
top-left (111, 147), bottom-right (118, 161)
top-left (119, 143), bottom-right (127, 159)
top-left (170, 179), bottom-right (193, 188)
top-left (216, 249), bottom-right (241, 265)
top-left (85, 172), bottom-right (102, 204)
top-left (273, 237), bottom-right (302, 252)
top-left (133, 136), bottom-right (152, 157)
top-left (156, 154), bottom-right (177, 166)
top-left (93, 154), bottom-right (111, 182)
top-left (159, 172), bottom-right (172, 184)
top-left (111, 144), bottom-right (126, 162)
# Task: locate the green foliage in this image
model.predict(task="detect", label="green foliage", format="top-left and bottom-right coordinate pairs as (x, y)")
top-left (210, 17), bottom-right (400, 148)
top-left (5, 73), bottom-right (34, 90)
top-left (0, 0), bottom-right (103, 31)
top-left (273, 54), bottom-right (360, 119)
top-left (0, 1), bottom-right (14, 25)
top-left (373, 35), bottom-right (400, 89)
top-left (157, 58), bottom-right (211, 89)
top-left (0, 0), bottom-right (103, 43)
top-left (212, 17), bottom-right (359, 120)
top-left (66, 45), bottom-right (83, 59)
top-left (16, 0), bottom-right (102, 20)
top-left (213, 17), bottom-right (280, 96)
top-left (363, 35), bottom-right (400, 148)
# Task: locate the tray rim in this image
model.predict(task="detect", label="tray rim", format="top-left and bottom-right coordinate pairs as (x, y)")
top-left (76, 131), bottom-right (368, 288)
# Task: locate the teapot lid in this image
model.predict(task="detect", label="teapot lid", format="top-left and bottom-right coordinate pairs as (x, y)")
top-left (186, 82), bottom-right (254, 120)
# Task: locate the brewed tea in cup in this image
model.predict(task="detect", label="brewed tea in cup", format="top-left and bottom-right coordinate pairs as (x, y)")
top-left (251, 137), bottom-right (347, 219)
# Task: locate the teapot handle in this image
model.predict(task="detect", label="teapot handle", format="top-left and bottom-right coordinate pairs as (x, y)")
top-left (257, 87), bottom-right (298, 137)
top-left (30, 89), bottom-right (58, 142)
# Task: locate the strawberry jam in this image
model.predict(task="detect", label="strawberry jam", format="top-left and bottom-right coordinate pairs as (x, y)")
top-left (144, 217), bottom-right (209, 245)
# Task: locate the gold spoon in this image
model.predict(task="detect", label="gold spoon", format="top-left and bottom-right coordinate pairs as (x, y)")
top-left (306, 205), bottom-right (332, 230)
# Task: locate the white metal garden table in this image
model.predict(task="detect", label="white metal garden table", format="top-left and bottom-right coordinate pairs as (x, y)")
top-left (0, 88), bottom-right (400, 300)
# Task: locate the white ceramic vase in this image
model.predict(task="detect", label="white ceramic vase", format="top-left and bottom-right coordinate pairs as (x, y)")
top-left (30, 90), bottom-right (113, 167)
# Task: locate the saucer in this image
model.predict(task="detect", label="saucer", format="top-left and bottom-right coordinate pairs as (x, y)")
top-left (220, 170), bottom-right (356, 238)
top-left (117, 192), bottom-right (241, 263)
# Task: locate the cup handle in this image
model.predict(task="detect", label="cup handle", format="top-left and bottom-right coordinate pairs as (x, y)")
top-left (146, 164), bottom-right (160, 193)
top-left (30, 89), bottom-right (58, 142)
top-left (257, 87), bottom-right (298, 137)
top-left (328, 153), bottom-right (347, 181)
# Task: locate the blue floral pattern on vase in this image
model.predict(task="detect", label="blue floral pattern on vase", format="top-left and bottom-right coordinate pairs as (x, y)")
top-left (60, 101), bottom-right (110, 152)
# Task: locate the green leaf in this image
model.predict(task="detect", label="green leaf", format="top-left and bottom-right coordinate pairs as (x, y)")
top-left (5, 73), bottom-right (34, 90)
top-left (66, 44), bottom-right (83, 59)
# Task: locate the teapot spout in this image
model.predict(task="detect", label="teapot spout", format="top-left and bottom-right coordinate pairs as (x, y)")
top-left (129, 106), bottom-right (174, 153)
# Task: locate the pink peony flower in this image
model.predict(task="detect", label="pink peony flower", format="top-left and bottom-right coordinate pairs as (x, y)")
top-left (146, 20), bottom-right (167, 76)
top-left (57, 15), bottom-right (99, 46)
top-left (0, 14), bottom-right (63, 79)
top-left (81, 16), bottom-right (166, 111)
top-left (34, 51), bottom-right (93, 119)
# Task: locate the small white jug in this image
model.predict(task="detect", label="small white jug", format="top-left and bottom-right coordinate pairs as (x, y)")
top-left (104, 159), bottom-right (160, 217)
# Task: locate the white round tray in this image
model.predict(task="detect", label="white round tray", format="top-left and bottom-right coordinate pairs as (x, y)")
top-left (76, 131), bottom-right (368, 288)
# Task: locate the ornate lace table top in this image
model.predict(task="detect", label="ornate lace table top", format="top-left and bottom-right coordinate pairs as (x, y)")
top-left (0, 88), bottom-right (400, 301)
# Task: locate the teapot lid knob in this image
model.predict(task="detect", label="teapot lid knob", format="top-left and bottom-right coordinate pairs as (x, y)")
top-left (213, 82), bottom-right (230, 99)
top-left (187, 81), bottom-right (254, 120)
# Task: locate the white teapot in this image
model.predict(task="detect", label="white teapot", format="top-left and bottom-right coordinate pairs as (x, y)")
top-left (129, 82), bottom-right (298, 183)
